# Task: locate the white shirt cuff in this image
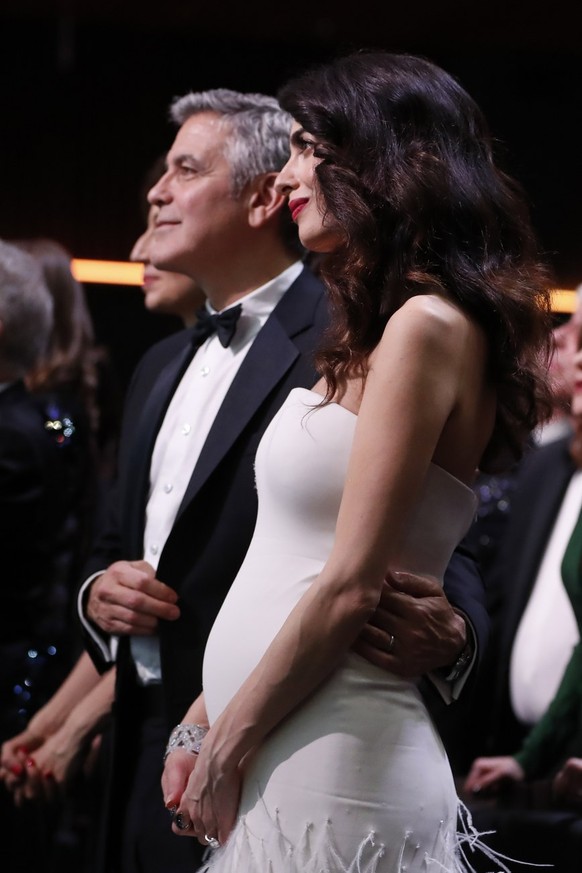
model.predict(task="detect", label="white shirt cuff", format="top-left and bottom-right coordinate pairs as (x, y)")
top-left (77, 571), bottom-right (119, 663)
top-left (427, 617), bottom-right (477, 704)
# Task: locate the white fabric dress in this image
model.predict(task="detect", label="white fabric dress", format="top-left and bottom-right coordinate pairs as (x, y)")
top-left (201, 387), bottom-right (478, 873)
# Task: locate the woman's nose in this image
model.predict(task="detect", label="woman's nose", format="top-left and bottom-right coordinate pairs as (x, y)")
top-left (275, 160), bottom-right (297, 196)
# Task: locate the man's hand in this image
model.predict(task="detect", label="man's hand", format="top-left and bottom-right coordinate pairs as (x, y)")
top-left (86, 560), bottom-right (180, 636)
top-left (353, 570), bottom-right (467, 678)
top-left (553, 758), bottom-right (582, 806)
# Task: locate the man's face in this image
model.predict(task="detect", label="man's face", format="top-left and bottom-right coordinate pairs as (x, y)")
top-left (148, 112), bottom-right (248, 283)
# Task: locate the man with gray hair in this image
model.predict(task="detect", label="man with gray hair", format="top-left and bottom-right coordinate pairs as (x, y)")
top-left (79, 90), bottom-right (487, 873)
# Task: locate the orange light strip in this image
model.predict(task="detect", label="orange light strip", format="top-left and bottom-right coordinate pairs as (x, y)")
top-left (71, 259), bottom-right (577, 313)
top-left (71, 259), bottom-right (144, 286)
top-left (551, 289), bottom-right (577, 314)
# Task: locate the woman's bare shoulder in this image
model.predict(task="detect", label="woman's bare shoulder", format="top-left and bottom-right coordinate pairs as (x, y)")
top-left (391, 293), bottom-right (474, 331)
top-left (375, 293), bottom-right (481, 362)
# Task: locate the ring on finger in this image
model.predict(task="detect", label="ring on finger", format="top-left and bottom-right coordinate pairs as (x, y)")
top-left (387, 633), bottom-right (395, 653)
top-left (175, 813), bottom-right (192, 831)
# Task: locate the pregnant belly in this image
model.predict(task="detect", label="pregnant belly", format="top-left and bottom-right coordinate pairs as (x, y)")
top-left (202, 542), bottom-right (325, 723)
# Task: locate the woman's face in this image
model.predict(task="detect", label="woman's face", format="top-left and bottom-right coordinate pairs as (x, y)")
top-left (570, 328), bottom-right (582, 418)
top-left (130, 205), bottom-right (205, 326)
top-left (275, 121), bottom-right (343, 253)
top-left (550, 311), bottom-right (582, 412)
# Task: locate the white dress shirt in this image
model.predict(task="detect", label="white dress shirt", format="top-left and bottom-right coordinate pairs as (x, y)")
top-left (78, 261), bottom-right (304, 682)
top-left (510, 469), bottom-right (582, 725)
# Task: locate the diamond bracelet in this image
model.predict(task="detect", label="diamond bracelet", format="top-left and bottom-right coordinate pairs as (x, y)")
top-left (164, 723), bottom-right (209, 761)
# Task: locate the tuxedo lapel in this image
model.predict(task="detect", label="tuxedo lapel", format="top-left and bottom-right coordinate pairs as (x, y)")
top-left (121, 337), bottom-right (196, 553)
top-left (175, 267), bottom-right (323, 516)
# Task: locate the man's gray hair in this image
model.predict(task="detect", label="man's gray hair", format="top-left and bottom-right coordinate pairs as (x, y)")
top-left (170, 88), bottom-right (293, 196)
top-left (0, 239), bottom-right (53, 378)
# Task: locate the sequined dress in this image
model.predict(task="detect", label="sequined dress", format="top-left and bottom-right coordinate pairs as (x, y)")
top-left (201, 388), bottom-right (478, 873)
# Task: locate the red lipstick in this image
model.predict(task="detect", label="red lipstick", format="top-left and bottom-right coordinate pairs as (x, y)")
top-left (289, 198), bottom-right (309, 221)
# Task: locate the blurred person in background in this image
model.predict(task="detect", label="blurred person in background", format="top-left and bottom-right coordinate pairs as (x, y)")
top-left (537, 285), bottom-right (582, 446)
top-left (0, 207), bottom-right (207, 873)
top-left (0, 238), bottom-right (81, 871)
top-left (441, 291), bottom-right (582, 776)
top-left (464, 291), bottom-right (582, 582)
top-left (16, 236), bottom-right (121, 491)
top-left (131, 156), bottom-right (206, 326)
top-left (457, 298), bottom-right (582, 872)
top-left (6, 238), bottom-right (121, 707)
top-left (0, 238), bottom-right (119, 873)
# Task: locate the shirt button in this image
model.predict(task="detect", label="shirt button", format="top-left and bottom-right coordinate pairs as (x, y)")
top-left (150, 544), bottom-right (159, 555)
top-left (200, 366), bottom-right (210, 377)
top-left (163, 483), bottom-right (173, 494)
top-left (181, 423), bottom-right (191, 435)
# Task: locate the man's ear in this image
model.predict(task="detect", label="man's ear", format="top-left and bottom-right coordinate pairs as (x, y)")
top-left (246, 172), bottom-right (287, 229)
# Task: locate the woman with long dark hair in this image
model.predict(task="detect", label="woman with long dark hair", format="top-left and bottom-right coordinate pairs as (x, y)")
top-left (164, 52), bottom-right (552, 872)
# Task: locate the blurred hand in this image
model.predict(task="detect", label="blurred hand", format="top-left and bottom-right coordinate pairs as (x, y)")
top-left (464, 756), bottom-right (525, 796)
top-left (18, 723), bottom-right (94, 803)
top-left (83, 734), bottom-right (103, 779)
top-left (353, 570), bottom-right (467, 678)
top-left (0, 728), bottom-right (44, 793)
top-left (553, 757), bottom-right (582, 806)
top-left (86, 560), bottom-right (180, 635)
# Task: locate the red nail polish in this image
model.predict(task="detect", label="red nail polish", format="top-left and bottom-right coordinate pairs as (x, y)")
top-left (43, 770), bottom-right (54, 779)
top-left (15, 746), bottom-right (28, 755)
top-left (26, 757), bottom-right (36, 768)
top-left (9, 764), bottom-right (23, 776)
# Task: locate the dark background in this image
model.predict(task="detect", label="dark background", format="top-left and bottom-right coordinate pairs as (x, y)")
top-left (1, 1), bottom-right (580, 384)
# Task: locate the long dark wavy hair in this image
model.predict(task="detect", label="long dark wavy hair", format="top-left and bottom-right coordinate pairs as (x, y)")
top-left (13, 238), bottom-right (103, 434)
top-left (278, 52), bottom-right (553, 469)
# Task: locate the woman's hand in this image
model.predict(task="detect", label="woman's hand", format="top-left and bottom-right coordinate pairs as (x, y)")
top-left (464, 755), bottom-right (525, 795)
top-left (173, 741), bottom-right (241, 847)
top-left (18, 721), bottom-right (90, 802)
top-left (0, 728), bottom-right (44, 794)
top-left (162, 749), bottom-right (197, 816)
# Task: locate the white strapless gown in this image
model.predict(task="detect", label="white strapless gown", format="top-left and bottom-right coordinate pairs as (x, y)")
top-left (201, 388), bottom-right (478, 873)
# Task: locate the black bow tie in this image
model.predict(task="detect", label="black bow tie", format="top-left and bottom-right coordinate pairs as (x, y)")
top-left (190, 304), bottom-right (243, 349)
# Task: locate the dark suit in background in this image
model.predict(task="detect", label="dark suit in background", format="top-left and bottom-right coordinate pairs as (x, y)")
top-left (484, 436), bottom-right (575, 759)
top-left (460, 437), bottom-right (582, 873)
